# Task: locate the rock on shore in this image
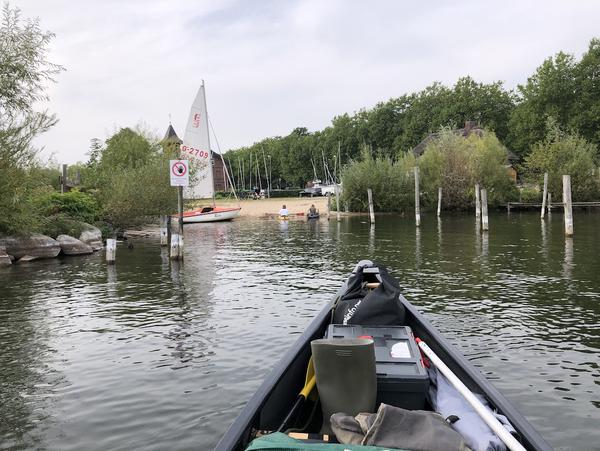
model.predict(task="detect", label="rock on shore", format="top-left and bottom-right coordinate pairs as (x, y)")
top-left (57, 235), bottom-right (93, 256)
top-left (79, 224), bottom-right (103, 250)
top-left (0, 245), bottom-right (11, 266)
top-left (0, 235), bottom-right (61, 260)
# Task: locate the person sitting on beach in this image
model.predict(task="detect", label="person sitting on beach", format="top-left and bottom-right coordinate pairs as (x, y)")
top-left (279, 205), bottom-right (289, 217)
top-left (309, 204), bottom-right (318, 215)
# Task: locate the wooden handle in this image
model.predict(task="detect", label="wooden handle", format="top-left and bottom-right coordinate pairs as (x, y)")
top-left (365, 282), bottom-right (380, 289)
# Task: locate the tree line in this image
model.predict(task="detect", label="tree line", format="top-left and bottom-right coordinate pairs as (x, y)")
top-left (223, 38), bottom-right (600, 191)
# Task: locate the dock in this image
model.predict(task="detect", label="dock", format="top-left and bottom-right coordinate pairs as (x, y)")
top-left (507, 201), bottom-right (600, 211)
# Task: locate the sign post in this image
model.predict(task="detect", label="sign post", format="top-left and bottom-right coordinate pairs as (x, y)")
top-left (170, 160), bottom-right (189, 260)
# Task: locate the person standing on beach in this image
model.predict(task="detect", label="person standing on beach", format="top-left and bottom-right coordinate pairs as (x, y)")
top-left (279, 205), bottom-right (289, 217)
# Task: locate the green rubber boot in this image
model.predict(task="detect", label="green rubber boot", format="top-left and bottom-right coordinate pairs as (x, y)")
top-left (311, 338), bottom-right (377, 435)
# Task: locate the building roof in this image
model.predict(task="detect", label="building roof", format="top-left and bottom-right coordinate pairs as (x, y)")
top-left (163, 124), bottom-right (182, 144)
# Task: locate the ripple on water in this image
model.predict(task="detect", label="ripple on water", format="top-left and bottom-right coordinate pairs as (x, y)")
top-left (1, 214), bottom-right (599, 449)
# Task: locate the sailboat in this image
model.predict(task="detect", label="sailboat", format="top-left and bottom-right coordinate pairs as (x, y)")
top-left (179, 82), bottom-right (241, 223)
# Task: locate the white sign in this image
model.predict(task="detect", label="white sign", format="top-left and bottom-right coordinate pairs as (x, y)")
top-left (170, 160), bottom-right (189, 187)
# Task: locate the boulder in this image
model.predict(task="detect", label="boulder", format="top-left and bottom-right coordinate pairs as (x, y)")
top-left (17, 255), bottom-right (39, 263)
top-left (57, 235), bottom-right (93, 256)
top-left (79, 224), bottom-right (103, 251)
top-left (0, 246), bottom-right (11, 266)
top-left (0, 235), bottom-right (60, 259)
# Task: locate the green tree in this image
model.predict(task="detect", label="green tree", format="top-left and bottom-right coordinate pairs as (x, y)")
top-left (419, 128), bottom-right (516, 209)
top-left (0, 3), bottom-right (64, 235)
top-left (90, 127), bottom-right (178, 227)
top-left (523, 119), bottom-right (600, 201)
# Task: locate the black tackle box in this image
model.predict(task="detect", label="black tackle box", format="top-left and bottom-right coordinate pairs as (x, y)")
top-left (326, 324), bottom-right (429, 410)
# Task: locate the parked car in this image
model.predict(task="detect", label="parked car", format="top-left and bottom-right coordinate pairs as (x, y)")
top-left (299, 186), bottom-right (322, 197)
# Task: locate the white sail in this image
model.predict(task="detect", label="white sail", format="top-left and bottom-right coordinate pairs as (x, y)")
top-left (181, 82), bottom-right (214, 200)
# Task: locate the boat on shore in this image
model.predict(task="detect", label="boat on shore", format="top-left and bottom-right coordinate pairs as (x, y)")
top-left (181, 205), bottom-right (241, 223)
top-left (215, 261), bottom-right (551, 451)
top-left (178, 81), bottom-right (241, 224)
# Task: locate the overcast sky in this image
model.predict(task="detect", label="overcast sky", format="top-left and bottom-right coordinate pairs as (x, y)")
top-left (17, 0), bottom-right (600, 164)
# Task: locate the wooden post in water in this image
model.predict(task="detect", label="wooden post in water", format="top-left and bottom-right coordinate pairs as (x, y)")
top-left (547, 192), bottom-right (552, 214)
top-left (170, 234), bottom-right (180, 260)
top-left (335, 185), bottom-right (341, 222)
top-left (106, 238), bottom-right (116, 264)
top-left (437, 187), bottom-right (442, 217)
top-left (414, 167), bottom-right (421, 226)
top-left (475, 183), bottom-right (481, 220)
top-left (367, 188), bottom-right (375, 224)
top-left (541, 172), bottom-right (548, 219)
top-left (160, 215), bottom-right (169, 246)
top-left (481, 188), bottom-right (489, 231)
top-left (562, 175), bottom-right (573, 236)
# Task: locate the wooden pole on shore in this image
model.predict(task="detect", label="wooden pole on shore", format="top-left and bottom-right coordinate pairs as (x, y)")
top-left (335, 185), bottom-right (341, 222)
top-left (481, 188), bottom-right (489, 231)
top-left (367, 188), bottom-right (375, 224)
top-left (437, 187), bottom-right (442, 217)
top-left (475, 183), bottom-right (481, 220)
top-left (327, 194), bottom-right (331, 220)
top-left (177, 186), bottom-right (184, 235)
top-left (106, 238), bottom-right (116, 264)
top-left (61, 164), bottom-right (68, 194)
top-left (563, 175), bottom-right (573, 236)
top-left (541, 172), bottom-right (548, 219)
top-left (414, 167), bottom-right (421, 226)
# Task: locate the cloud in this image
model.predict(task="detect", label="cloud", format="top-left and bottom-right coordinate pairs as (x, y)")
top-left (15, 0), bottom-right (600, 163)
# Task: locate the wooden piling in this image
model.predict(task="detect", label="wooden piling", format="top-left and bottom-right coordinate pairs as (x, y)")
top-left (547, 192), bottom-right (552, 214)
top-left (563, 175), bottom-right (573, 236)
top-left (160, 215), bottom-right (169, 246)
top-left (541, 172), bottom-right (548, 219)
top-left (106, 238), bottom-right (116, 264)
top-left (367, 188), bottom-right (375, 224)
top-left (475, 183), bottom-right (481, 219)
top-left (414, 167), bottom-right (421, 227)
top-left (335, 185), bottom-right (341, 222)
top-left (437, 187), bottom-right (442, 217)
top-left (481, 188), bottom-right (489, 231)
top-left (327, 194), bottom-right (331, 220)
top-left (170, 233), bottom-right (180, 260)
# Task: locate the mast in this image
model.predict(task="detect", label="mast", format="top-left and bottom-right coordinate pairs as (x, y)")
top-left (262, 147), bottom-right (269, 197)
top-left (200, 80), bottom-right (216, 207)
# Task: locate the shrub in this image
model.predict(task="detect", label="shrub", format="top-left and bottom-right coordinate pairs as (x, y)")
top-left (39, 214), bottom-right (86, 239)
top-left (34, 190), bottom-right (100, 224)
top-left (340, 147), bottom-right (415, 212)
top-left (419, 128), bottom-right (517, 209)
top-left (523, 118), bottom-right (600, 201)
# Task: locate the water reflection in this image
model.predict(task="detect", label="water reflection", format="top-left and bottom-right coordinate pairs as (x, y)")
top-left (415, 226), bottom-right (422, 269)
top-left (368, 224), bottom-right (375, 256)
top-left (563, 237), bottom-right (574, 280)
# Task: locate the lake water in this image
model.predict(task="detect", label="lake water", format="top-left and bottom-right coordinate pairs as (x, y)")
top-left (0, 212), bottom-right (598, 450)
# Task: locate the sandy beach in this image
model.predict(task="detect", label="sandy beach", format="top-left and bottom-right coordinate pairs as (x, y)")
top-left (198, 196), bottom-right (331, 218)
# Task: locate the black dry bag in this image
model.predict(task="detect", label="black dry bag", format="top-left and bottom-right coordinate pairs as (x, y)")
top-left (333, 260), bottom-right (405, 325)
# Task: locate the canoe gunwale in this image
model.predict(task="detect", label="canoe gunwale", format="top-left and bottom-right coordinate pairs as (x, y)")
top-left (397, 294), bottom-right (552, 451)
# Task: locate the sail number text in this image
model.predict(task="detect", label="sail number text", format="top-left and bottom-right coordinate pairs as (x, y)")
top-left (181, 145), bottom-right (209, 158)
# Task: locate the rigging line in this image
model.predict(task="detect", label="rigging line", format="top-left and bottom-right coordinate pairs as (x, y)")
top-left (208, 116), bottom-right (239, 202)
